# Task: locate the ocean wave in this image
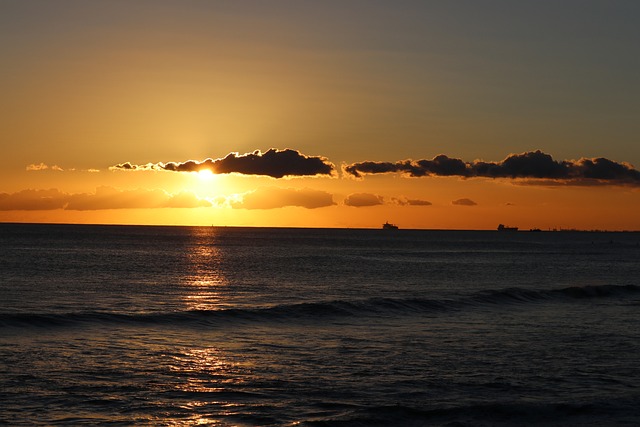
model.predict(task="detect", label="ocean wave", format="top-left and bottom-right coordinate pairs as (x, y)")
top-left (1, 284), bottom-right (638, 330)
top-left (294, 399), bottom-right (639, 426)
top-left (471, 284), bottom-right (640, 305)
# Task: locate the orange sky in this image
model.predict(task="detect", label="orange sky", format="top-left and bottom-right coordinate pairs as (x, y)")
top-left (1, 1), bottom-right (639, 230)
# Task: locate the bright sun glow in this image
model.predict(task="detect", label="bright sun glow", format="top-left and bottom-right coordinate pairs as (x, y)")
top-left (198, 169), bottom-right (215, 181)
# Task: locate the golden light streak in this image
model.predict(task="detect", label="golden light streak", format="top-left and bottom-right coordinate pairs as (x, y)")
top-left (197, 169), bottom-right (215, 181)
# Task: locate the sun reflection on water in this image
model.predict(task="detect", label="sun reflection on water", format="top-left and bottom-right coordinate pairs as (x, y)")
top-left (170, 347), bottom-right (249, 391)
top-left (169, 229), bottom-right (261, 424)
top-left (182, 227), bottom-right (228, 311)
top-left (165, 347), bottom-right (255, 425)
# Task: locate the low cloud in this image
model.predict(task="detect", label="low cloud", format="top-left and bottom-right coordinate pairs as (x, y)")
top-left (345, 194), bottom-right (432, 207)
top-left (26, 163), bottom-right (64, 172)
top-left (0, 187), bottom-right (211, 211)
top-left (402, 199), bottom-right (432, 206)
top-left (163, 192), bottom-right (211, 208)
top-left (0, 189), bottom-right (67, 210)
top-left (407, 199), bottom-right (433, 206)
top-left (67, 187), bottom-right (211, 210)
top-left (452, 198), bottom-right (477, 206)
top-left (344, 193), bottom-right (384, 207)
top-left (343, 150), bottom-right (640, 186)
top-left (111, 148), bottom-right (335, 178)
top-left (25, 164), bottom-right (101, 173)
top-left (391, 197), bottom-right (432, 206)
top-left (230, 187), bottom-right (335, 210)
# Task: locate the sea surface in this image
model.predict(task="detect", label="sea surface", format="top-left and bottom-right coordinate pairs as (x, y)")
top-left (1, 223), bottom-right (639, 426)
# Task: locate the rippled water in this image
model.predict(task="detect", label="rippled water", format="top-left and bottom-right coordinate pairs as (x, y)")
top-left (1, 224), bottom-right (639, 425)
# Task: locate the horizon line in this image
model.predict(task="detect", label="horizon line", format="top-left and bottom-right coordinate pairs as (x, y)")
top-left (1, 221), bottom-right (638, 233)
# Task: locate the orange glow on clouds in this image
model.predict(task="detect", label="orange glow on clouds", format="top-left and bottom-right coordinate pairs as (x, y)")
top-left (2, 3), bottom-right (639, 230)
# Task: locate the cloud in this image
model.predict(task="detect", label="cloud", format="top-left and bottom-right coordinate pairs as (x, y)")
top-left (25, 164), bottom-right (101, 173)
top-left (452, 198), bottom-right (477, 206)
top-left (344, 193), bottom-right (384, 207)
top-left (0, 187), bottom-right (211, 211)
top-left (406, 198), bottom-right (433, 206)
top-left (164, 192), bottom-right (212, 208)
top-left (343, 150), bottom-right (640, 186)
top-left (391, 197), bottom-right (432, 206)
top-left (110, 148), bottom-right (336, 178)
top-left (0, 189), bottom-right (68, 210)
top-left (342, 155), bottom-right (469, 178)
top-left (344, 194), bottom-right (432, 207)
top-left (230, 187), bottom-right (335, 210)
top-left (66, 187), bottom-right (212, 210)
top-left (26, 163), bottom-right (63, 172)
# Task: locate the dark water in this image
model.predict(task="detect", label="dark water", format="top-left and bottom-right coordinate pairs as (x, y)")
top-left (1, 223), bottom-right (639, 426)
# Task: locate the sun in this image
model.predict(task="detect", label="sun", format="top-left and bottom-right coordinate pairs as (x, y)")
top-left (197, 169), bottom-right (215, 181)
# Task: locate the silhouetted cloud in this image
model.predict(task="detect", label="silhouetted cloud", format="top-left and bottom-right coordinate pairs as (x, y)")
top-left (343, 150), bottom-right (640, 186)
top-left (110, 148), bottom-right (335, 178)
top-left (452, 198), bottom-right (477, 206)
top-left (0, 187), bottom-right (210, 211)
top-left (344, 193), bottom-right (384, 207)
top-left (230, 187), bottom-right (335, 210)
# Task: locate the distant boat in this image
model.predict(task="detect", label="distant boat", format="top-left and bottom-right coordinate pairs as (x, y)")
top-left (497, 224), bottom-right (518, 232)
top-left (382, 221), bottom-right (399, 230)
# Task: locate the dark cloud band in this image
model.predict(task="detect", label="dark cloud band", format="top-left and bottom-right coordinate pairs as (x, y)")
top-left (111, 148), bottom-right (335, 178)
top-left (344, 150), bottom-right (640, 186)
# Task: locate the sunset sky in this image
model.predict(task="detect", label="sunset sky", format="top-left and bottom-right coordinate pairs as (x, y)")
top-left (2, 0), bottom-right (639, 230)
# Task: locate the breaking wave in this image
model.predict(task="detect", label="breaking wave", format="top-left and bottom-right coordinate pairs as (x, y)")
top-left (2, 284), bottom-right (638, 330)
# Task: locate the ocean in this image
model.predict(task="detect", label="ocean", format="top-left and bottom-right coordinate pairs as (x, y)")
top-left (1, 223), bottom-right (639, 426)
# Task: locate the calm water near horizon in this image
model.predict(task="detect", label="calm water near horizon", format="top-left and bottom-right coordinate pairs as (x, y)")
top-left (1, 223), bottom-right (639, 426)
